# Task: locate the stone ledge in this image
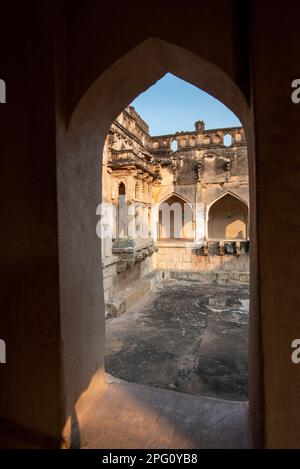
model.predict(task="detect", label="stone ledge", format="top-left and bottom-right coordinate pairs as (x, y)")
top-left (101, 255), bottom-right (119, 269)
top-left (164, 270), bottom-right (249, 284)
top-left (112, 238), bottom-right (158, 273)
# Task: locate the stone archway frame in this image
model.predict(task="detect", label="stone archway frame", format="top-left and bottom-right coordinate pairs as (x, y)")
top-left (156, 191), bottom-right (195, 241)
top-left (158, 191), bottom-right (194, 212)
top-left (56, 37), bottom-right (259, 448)
top-left (206, 191), bottom-right (249, 240)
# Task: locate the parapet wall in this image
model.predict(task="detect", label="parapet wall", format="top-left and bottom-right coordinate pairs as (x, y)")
top-left (157, 245), bottom-right (249, 273)
top-left (150, 125), bottom-right (246, 152)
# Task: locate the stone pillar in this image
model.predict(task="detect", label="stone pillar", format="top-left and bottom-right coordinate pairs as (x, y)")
top-left (195, 202), bottom-right (205, 243)
top-left (135, 203), bottom-right (142, 239)
top-left (118, 195), bottom-right (127, 238)
top-left (101, 225), bottom-right (112, 258)
top-left (142, 204), bottom-right (148, 238)
top-left (148, 206), bottom-right (152, 238)
top-left (127, 201), bottom-right (136, 239)
top-left (151, 203), bottom-right (158, 242)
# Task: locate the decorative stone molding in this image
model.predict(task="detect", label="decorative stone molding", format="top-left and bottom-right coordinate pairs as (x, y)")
top-left (197, 240), bottom-right (249, 257)
top-left (202, 241), bottom-right (209, 256)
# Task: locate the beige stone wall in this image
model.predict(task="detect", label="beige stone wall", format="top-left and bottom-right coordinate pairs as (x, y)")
top-left (157, 244), bottom-right (249, 272)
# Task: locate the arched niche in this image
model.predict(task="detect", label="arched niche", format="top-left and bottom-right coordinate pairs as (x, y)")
top-left (158, 193), bottom-right (193, 240)
top-left (208, 193), bottom-right (248, 240)
top-left (117, 182), bottom-right (127, 238)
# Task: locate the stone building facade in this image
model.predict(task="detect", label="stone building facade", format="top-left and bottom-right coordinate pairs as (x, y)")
top-left (102, 106), bottom-right (249, 315)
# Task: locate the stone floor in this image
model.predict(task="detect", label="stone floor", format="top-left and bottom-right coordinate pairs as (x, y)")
top-left (79, 378), bottom-right (249, 448)
top-left (105, 279), bottom-right (249, 401)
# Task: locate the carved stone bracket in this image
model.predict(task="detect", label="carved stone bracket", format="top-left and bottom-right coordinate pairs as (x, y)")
top-left (202, 241), bottom-right (209, 256)
top-left (113, 239), bottom-right (158, 273)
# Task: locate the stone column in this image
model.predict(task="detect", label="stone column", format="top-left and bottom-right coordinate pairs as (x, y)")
top-left (141, 204), bottom-right (148, 238)
top-left (127, 201), bottom-right (136, 239)
top-left (118, 194), bottom-right (127, 238)
top-left (151, 203), bottom-right (159, 242)
top-left (195, 202), bottom-right (205, 244)
top-left (101, 225), bottom-right (112, 258)
top-left (135, 203), bottom-right (142, 239)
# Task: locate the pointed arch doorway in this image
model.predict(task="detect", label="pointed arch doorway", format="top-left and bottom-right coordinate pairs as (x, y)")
top-left (56, 37), bottom-right (259, 448)
top-left (208, 193), bottom-right (249, 240)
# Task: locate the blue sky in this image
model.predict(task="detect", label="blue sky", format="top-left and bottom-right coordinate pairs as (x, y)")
top-left (131, 73), bottom-right (241, 136)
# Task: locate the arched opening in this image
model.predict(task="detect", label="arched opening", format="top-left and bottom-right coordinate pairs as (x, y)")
top-left (117, 182), bottom-right (127, 238)
top-left (171, 139), bottom-right (178, 151)
top-left (104, 74), bottom-right (250, 421)
top-left (214, 133), bottom-right (221, 144)
top-left (208, 193), bottom-right (248, 240)
top-left (158, 194), bottom-right (193, 240)
top-left (235, 131), bottom-right (242, 142)
top-left (224, 133), bottom-right (232, 147)
top-left (56, 37), bottom-right (258, 449)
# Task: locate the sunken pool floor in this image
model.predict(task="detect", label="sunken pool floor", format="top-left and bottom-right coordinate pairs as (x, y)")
top-left (105, 279), bottom-right (249, 401)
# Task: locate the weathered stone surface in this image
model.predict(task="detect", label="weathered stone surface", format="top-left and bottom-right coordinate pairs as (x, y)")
top-left (106, 279), bottom-right (249, 401)
top-left (105, 297), bottom-right (127, 318)
top-left (79, 376), bottom-right (249, 449)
